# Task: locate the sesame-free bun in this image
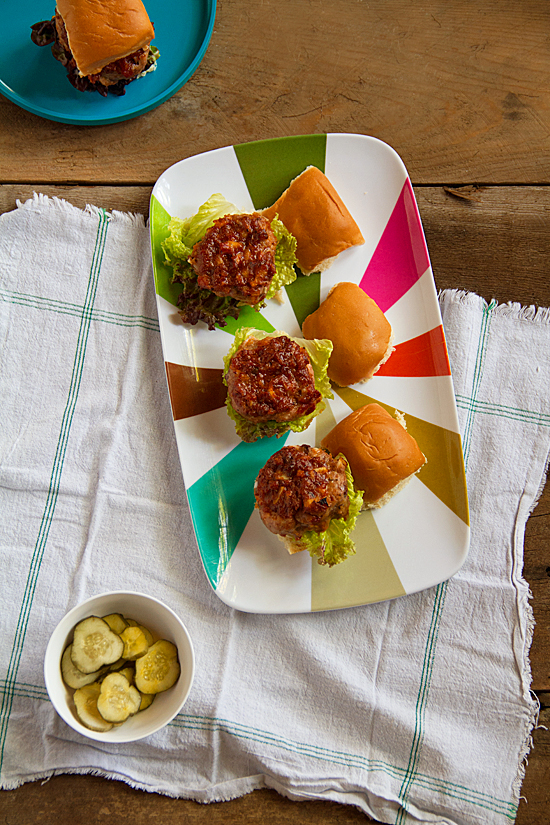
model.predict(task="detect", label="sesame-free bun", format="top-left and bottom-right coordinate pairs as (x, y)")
top-left (302, 282), bottom-right (393, 386)
top-left (262, 167), bottom-right (364, 275)
top-left (321, 404), bottom-right (427, 508)
top-left (57, 0), bottom-right (155, 76)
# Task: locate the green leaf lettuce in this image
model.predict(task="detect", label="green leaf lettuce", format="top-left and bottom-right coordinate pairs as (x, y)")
top-left (288, 458), bottom-right (363, 567)
top-left (160, 195), bottom-right (298, 328)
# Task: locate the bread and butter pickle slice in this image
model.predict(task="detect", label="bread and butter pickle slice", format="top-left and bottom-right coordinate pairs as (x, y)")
top-left (110, 667), bottom-right (154, 711)
top-left (135, 640), bottom-right (180, 694)
top-left (137, 624), bottom-right (154, 647)
top-left (120, 626), bottom-right (149, 660)
top-left (125, 620), bottom-right (154, 645)
top-left (104, 656), bottom-right (128, 673)
top-left (138, 692), bottom-right (155, 711)
top-left (117, 666), bottom-right (136, 685)
top-left (71, 616), bottom-right (124, 674)
top-left (96, 672), bottom-right (141, 723)
top-left (61, 645), bottom-right (106, 689)
top-left (73, 682), bottom-right (113, 732)
top-left (123, 620), bottom-right (153, 644)
top-left (102, 613), bottom-right (129, 635)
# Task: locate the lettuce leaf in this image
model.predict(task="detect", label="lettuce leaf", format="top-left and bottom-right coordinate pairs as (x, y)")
top-left (160, 196), bottom-right (298, 328)
top-left (142, 45), bottom-right (160, 76)
top-left (162, 194), bottom-right (240, 264)
top-left (265, 217), bottom-right (298, 299)
top-left (223, 328), bottom-right (333, 443)
top-left (288, 458), bottom-right (364, 567)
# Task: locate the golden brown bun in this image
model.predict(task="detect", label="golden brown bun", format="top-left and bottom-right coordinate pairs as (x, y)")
top-left (57, 0), bottom-right (155, 76)
top-left (262, 166), bottom-right (364, 275)
top-left (302, 282), bottom-right (393, 386)
top-left (321, 404), bottom-right (427, 508)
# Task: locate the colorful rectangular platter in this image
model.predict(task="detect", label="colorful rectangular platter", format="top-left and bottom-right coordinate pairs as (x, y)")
top-left (149, 133), bottom-right (470, 613)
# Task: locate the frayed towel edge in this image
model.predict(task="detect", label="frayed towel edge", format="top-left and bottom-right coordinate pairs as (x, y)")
top-left (0, 767), bottom-right (266, 803)
top-left (509, 445), bottom-right (550, 803)
top-left (15, 192), bottom-right (147, 229)
top-left (439, 288), bottom-right (550, 324)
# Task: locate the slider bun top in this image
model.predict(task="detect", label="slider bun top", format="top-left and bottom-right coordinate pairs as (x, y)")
top-left (57, 0), bottom-right (155, 77)
top-left (321, 403), bottom-right (427, 508)
top-left (302, 282), bottom-right (393, 386)
top-left (262, 166), bottom-right (364, 275)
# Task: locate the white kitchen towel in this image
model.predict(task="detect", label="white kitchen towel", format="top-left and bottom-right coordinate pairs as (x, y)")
top-left (1, 194), bottom-right (549, 825)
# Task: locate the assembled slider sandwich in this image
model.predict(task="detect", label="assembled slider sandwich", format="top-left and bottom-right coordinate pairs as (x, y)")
top-left (321, 404), bottom-right (427, 509)
top-left (161, 195), bottom-right (298, 329)
top-left (223, 329), bottom-right (333, 442)
top-left (161, 168), bottom-right (364, 329)
top-left (31, 0), bottom-right (159, 96)
top-left (254, 445), bottom-right (363, 567)
top-left (262, 166), bottom-right (365, 275)
top-left (302, 282), bottom-right (394, 386)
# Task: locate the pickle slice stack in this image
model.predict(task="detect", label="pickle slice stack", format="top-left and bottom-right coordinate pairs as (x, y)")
top-left (61, 612), bottom-right (181, 732)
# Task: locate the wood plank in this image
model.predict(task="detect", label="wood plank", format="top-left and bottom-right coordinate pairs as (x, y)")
top-left (515, 702), bottom-right (550, 825)
top-left (525, 478), bottom-right (550, 693)
top-left (1, 779), bottom-right (375, 825)
top-left (416, 186), bottom-right (550, 309)
top-left (3, 184), bottom-right (550, 308)
top-left (2, 0), bottom-right (549, 820)
top-left (0, 185), bottom-right (153, 217)
top-left (2, 0), bottom-right (550, 185)
top-left (1, 728), bottom-right (549, 825)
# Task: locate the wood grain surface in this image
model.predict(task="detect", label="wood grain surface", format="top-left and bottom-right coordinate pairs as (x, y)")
top-left (2, 0), bottom-right (550, 185)
top-left (1, 0), bottom-right (549, 823)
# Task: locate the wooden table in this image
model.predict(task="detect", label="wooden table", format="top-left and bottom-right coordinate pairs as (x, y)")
top-left (1, 1), bottom-right (548, 822)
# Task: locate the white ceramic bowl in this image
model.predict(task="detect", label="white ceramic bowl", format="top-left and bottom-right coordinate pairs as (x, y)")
top-left (44, 591), bottom-right (195, 742)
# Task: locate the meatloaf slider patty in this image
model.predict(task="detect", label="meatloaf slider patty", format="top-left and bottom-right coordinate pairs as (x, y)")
top-left (226, 335), bottom-right (322, 425)
top-left (189, 213), bottom-right (278, 306)
top-left (254, 445), bottom-right (350, 544)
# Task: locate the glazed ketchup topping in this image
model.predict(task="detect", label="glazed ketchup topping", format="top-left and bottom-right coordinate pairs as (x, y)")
top-left (227, 336), bottom-right (321, 423)
top-left (190, 213), bottom-right (277, 305)
top-left (255, 445), bottom-right (350, 536)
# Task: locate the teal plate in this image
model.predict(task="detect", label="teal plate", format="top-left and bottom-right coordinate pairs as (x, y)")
top-left (0, 0), bottom-right (216, 125)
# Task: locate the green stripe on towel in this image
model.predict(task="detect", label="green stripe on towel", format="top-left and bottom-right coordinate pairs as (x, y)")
top-left (0, 209), bottom-right (110, 773)
top-left (0, 287), bottom-right (159, 331)
top-left (456, 394), bottom-right (550, 428)
top-left (394, 300), bottom-right (496, 824)
top-left (167, 712), bottom-right (517, 818)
